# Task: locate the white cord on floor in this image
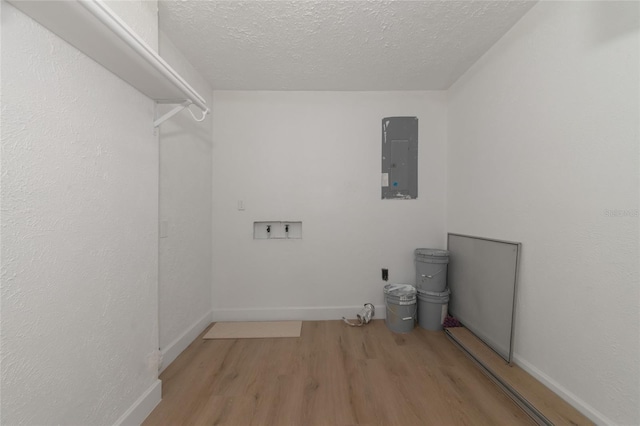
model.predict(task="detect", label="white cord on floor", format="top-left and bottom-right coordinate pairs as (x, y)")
top-left (342, 317), bottom-right (365, 327)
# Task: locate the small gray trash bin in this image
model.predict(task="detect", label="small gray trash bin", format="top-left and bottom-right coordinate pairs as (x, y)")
top-left (417, 288), bottom-right (450, 331)
top-left (415, 248), bottom-right (449, 292)
top-left (383, 284), bottom-right (417, 333)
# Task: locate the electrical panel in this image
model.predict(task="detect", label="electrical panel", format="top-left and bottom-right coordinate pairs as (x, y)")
top-left (382, 117), bottom-right (418, 199)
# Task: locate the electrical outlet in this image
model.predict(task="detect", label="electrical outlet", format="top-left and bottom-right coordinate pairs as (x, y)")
top-left (382, 268), bottom-right (389, 281)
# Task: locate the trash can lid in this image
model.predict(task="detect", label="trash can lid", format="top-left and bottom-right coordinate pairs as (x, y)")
top-left (416, 288), bottom-right (450, 297)
top-left (415, 248), bottom-right (449, 257)
top-left (383, 284), bottom-right (417, 298)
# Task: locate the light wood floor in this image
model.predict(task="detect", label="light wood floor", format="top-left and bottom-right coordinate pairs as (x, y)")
top-left (447, 327), bottom-right (593, 425)
top-left (143, 320), bottom-right (535, 426)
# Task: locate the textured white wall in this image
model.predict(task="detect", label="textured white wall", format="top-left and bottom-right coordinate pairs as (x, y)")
top-left (211, 91), bottom-right (447, 320)
top-left (1, 2), bottom-right (160, 424)
top-left (447, 2), bottom-right (639, 424)
top-left (157, 32), bottom-right (213, 367)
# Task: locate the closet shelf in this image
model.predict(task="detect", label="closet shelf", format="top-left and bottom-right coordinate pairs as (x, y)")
top-left (9, 0), bottom-right (209, 127)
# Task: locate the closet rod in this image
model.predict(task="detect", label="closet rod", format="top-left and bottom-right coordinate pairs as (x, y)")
top-left (80, 0), bottom-right (209, 114)
top-left (8, 0), bottom-right (210, 124)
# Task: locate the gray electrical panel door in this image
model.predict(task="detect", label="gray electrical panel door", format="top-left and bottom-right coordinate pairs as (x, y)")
top-left (382, 117), bottom-right (418, 199)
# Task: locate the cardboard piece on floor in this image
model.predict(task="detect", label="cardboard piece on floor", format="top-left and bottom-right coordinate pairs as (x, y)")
top-left (203, 321), bottom-right (302, 339)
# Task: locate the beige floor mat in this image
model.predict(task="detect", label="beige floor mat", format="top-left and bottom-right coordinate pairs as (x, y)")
top-left (203, 321), bottom-right (302, 339)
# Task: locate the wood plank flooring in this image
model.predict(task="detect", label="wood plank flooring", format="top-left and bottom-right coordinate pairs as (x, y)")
top-left (446, 327), bottom-right (593, 425)
top-left (143, 320), bottom-right (536, 426)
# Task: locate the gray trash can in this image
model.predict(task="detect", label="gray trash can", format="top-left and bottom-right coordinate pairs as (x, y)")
top-left (383, 284), bottom-right (417, 333)
top-left (417, 288), bottom-right (450, 331)
top-left (415, 248), bottom-right (449, 292)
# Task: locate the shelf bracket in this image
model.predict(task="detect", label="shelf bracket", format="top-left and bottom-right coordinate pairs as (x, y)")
top-left (154, 101), bottom-right (192, 128)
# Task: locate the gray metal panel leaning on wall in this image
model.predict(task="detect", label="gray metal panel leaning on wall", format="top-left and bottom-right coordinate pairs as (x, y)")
top-left (447, 233), bottom-right (521, 363)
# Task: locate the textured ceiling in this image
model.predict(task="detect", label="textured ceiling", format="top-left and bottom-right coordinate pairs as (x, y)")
top-left (159, 0), bottom-right (536, 90)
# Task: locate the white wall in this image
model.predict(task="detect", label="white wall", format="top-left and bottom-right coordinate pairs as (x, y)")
top-left (447, 2), bottom-right (639, 425)
top-left (211, 91), bottom-right (447, 320)
top-left (1, 2), bottom-right (161, 424)
top-left (157, 32), bottom-right (213, 370)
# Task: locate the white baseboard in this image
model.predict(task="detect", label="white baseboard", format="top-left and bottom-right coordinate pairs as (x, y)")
top-left (114, 379), bottom-right (162, 426)
top-left (212, 305), bottom-right (386, 322)
top-left (160, 310), bottom-right (213, 373)
top-left (513, 354), bottom-right (612, 426)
